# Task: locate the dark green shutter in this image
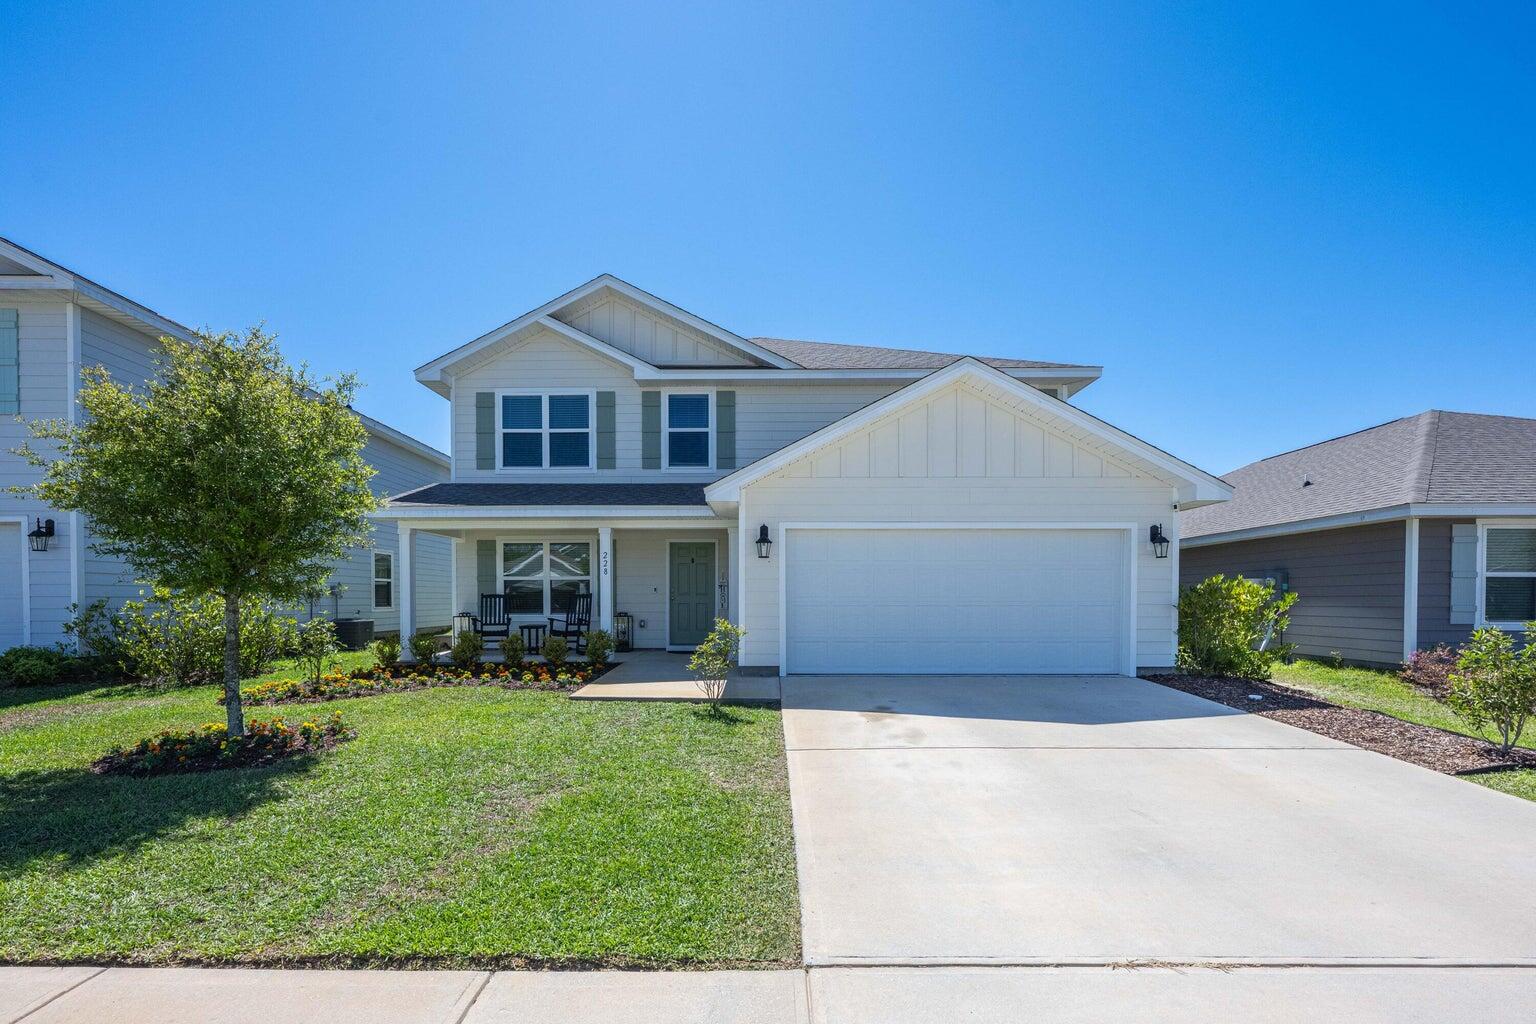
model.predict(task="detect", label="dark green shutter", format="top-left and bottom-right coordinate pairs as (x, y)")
top-left (0, 309), bottom-right (17, 416)
top-left (475, 392), bottom-right (495, 470)
top-left (716, 390), bottom-right (736, 470)
top-left (641, 391), bottom-right (661, 469)
top-left (477, 539), bottom-right (497, 597)
top-left (596, 391), bottom-right (616, 469)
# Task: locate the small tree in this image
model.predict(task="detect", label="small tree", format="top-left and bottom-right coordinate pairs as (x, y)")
top-left (1177, 575), bottom-right (1298, 680)
top-left (689, 619), bottom-right (745, 713)
top-left (14, 327), bottom-right (377, 735)
top-left (1447, 624), bottom-right (1536, 754)
top-left (294, 618), bottom-right (339, 687)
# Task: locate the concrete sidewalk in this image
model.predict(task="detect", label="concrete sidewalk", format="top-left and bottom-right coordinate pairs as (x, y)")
top-left (5, 965), bottom-right (1535, 1023)
top-left (569, 650), bottom-right (780, 702)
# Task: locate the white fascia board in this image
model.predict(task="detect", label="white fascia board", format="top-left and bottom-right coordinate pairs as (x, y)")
top-left (414, 275), bottom-right (616, 381)
top-left (372, 506), bottom-right (721, 521)
top-left (0, 239), bottom-right (193, 341)
top-left (1180, 502), bottom-right (1536, 548)
top-left (628, 365), bottom-right (1102, 384)
top-left (705, 356), bottom-right (1228, 504)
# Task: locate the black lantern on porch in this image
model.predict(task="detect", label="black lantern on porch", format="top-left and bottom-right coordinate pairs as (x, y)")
top-left (1149, 524), bottom-right (1170, 559)
top-left (614, 612), bottom-right (634, 652)
top-left (755, 524), bottom-right (773, 559)
top-left (27, 518), bottom-right (54, 552)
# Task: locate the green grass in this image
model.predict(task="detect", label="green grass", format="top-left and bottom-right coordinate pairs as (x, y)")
top-left (1271, 658), bottom-right (1536, 802)
top-left (0, 659), bottom-right (800, 967)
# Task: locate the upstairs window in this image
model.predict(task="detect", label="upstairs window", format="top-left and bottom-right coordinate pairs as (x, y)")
top-left (665, 392), bottom-right (712, 469)
top-left (500, 392), bottom-right (593, 469)
top-left (1483, 525), bottom-right (1536, 626)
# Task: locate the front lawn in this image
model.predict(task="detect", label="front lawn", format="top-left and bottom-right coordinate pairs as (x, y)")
top-left (0, 661), bottom-right (800, 967)
top-left (1271, 659), bottom-right (1536, 801)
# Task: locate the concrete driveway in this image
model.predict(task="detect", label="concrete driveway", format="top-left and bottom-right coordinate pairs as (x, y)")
top-left (781, 675), bottom-right (1536, 967)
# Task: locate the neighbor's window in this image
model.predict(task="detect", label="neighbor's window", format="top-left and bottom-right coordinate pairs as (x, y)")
top-left (1484, 526), bottom-right (1536, 625)
top-left (373, 552), bottom-right (394, 609)
top-left (500, 393), bottom-right (592, 469)
top-left (665, 392), bottom-right (711, 468)
top-left (501, 541), bottom-right (591, 615)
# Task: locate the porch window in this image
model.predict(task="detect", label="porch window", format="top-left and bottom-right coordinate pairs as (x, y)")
top-left (1483, 526), bottom-right (1536, 626)
top-left (500, 392), bottom-right (592, 469)
top-left (502, 541), bottom-right (591, 615)
top-left (373, 552), bottom-right (394, 609)
top-left (665, 392), bottom-right (711, 468)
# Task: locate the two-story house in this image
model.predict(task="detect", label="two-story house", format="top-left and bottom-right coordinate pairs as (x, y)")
top-left (382, 276), bottom-right (1230, 675)
top-left (0, 236), bottom-right (454, 652)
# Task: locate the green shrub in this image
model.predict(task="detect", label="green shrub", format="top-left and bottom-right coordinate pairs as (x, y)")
top-left (541, 634), bottom-right (569, 668)
top-left (1447, 624), bottom-right (1536, 754)
top-left (450, 630), bottom-right (484, 669)
top-left (582, 628), bottom-right (615, 666)
top-left (408, 631), bottom-right (441, 664)
top-left (688, 619), bottom-right (746, 711)
top-left (372, 634), bottom-right (401, 668)
top-left (0, 646), bottom-right (79, 687)
top-left (293, 618), bottom-right (339, 686)
top-left (500, 631), bottom-right (526, 666)
top-left (63, 600), bottom-right (124, 674)
top-left (115, 587), bottom-right (299, 687)
top-left (1177, 575), bottom-right (1298, 680)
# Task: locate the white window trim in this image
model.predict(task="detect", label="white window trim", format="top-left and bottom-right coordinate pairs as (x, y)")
top-left (662, 388), bottom-right (715, 471)
top-left (495, 538), bottom-right (594, 618)
top-left (496, 389), bottom-right (597, 471)
top-left (1476, 518), bottom-right (1536, 630)
top-left (372, 551), bottom-right (395, 611)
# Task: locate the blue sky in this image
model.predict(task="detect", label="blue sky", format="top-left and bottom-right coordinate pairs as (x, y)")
top-left (4, 2), bottom-right (1532, 473)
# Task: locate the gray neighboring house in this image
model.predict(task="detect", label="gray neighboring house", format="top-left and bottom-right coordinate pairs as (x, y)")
top-left (0, 236), bottom-right (453, 653)
top-left (1180, 410), bottom-right (1536, 667)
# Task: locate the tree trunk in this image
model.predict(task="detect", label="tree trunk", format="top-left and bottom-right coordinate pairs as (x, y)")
top-left (223, 591), bottom-right (245, 737)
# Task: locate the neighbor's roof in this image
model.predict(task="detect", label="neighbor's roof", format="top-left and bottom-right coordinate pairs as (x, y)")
top-left (389, 483), bottom-right (708, 507)
top-left (1181, 410), bottom-right (1536, 540)
top-left (749, 336), bottom-right (1090, 372)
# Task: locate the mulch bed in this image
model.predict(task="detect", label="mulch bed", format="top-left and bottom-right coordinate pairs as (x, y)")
top-left (91, 713), bottom-right (355, 776)
top-left (1146, 673), bottom-right (1536, 776)
top-left (240, 660), bottom-right (619, 707)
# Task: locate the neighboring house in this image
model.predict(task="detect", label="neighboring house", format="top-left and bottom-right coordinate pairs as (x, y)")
top-left (1180, 411), bottom-right (1536, 668)
top-left (378, 275), bottom-right (1230, 675)
top-left (0, 237), bottom-right (453, 653)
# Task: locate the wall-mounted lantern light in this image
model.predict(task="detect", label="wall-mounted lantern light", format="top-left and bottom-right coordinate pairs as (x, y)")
top-left (1149, 524), bottom-right (1170, 559)
top-left (28, 517), bottom-right (55, 552)
top-left (755, 524), bottom-right (773, 559)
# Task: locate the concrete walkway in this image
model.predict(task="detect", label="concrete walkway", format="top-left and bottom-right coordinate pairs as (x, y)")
top-left (570, 650), bottom-right (780, 702)
top-left (5, 964), bottom-right (1534, 1022)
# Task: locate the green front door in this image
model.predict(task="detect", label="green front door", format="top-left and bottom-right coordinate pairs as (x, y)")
top-left (668, 542), bottom-right (716, 648)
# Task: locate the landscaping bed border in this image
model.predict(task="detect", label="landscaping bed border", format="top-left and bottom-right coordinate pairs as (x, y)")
top-left (239, 660), bottom-right (620, 706)
top-left (1147, 671), bottom-right (1536, 776)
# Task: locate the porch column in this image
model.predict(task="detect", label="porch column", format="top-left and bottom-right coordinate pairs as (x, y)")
top-left (726, 525), bottom-right (740, 623)
top-left (397, 522), bottom-right (415, 658)
top-left (598, 526), bottom-right (614, 633)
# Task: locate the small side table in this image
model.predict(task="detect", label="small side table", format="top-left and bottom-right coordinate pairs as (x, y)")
top-left (519, 623), bottom-right (548, 654)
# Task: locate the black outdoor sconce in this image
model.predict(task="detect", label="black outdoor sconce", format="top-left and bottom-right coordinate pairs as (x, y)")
top-left (1149, 524), bottom-right (1170, 559)
top-left (755, 524), bottom-right (773, 559)
top-left (28, 517), bottom-right (55, 553)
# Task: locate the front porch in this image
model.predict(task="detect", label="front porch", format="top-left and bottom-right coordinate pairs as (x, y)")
top-left (391, 515), bottom-right (742, 657)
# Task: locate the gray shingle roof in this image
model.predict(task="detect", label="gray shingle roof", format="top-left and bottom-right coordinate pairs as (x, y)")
top-left (388, 483), bottom-right (708, 507)
top-left (748, 337), bottom-right (1090, 371)
top-left (1181, 410), bottom-right (1536, 540)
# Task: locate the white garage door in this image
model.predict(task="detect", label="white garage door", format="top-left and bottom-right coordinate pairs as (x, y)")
top-left (0, 524), bottom-right (23, 651)
top-left (784, 528), bottom-right (1128, 674)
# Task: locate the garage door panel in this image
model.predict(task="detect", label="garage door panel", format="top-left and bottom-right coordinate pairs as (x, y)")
top-left (786, 528), bottom-right (1127, 675)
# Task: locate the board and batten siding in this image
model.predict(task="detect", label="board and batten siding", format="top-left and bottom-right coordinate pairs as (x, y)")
top-left (553, 294), bottom-right (756, 367)
top-left (737, 380), bottom-right (1181, 672)
top-left (0, 301), bottom-right (76, 646)
top-left (1180, 522), bottom-right (1407, 666)
top-left (448, 327), bottom-right (900, 482)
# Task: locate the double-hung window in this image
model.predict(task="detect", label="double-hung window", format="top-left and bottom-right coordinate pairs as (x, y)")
top-left (1482, 524), bottom-right (1536, 627)
top-left (372, 553), bottom-right (394, 609)
top-left (664, 391), bottom-right (712, 469)
top-left (500, 392), bottom-right (593, 469)
top-left (501, 541), bottom-right (592, 615)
